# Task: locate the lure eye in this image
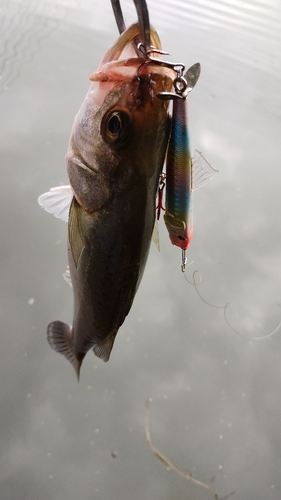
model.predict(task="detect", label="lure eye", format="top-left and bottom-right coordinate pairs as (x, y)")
top-left (101, 109), bottom-right (132, 147)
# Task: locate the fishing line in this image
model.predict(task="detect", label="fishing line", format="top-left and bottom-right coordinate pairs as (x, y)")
top-left (182, 267), bottom-right (281, 341)
top-left (145, 399), bottom-right (211, 490)
top-left (183, 268), bottom-right (226, 308)
top-left (145, 399), bottom-right (235, 500)
top-left (223, 304), bottom-right (281, 341)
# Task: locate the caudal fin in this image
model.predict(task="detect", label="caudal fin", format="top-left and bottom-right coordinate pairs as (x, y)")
top-left (47, 320), bottom-right (83, 379)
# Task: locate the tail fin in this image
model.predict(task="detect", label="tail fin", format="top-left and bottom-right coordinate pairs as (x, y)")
top-left (47, 321), bottom-right (83, 379)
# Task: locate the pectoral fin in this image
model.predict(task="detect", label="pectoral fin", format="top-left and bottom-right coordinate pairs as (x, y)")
top-left (38, 185), bottom-right (73, 222)
top-left (68, 198), bottom-right (85, 268)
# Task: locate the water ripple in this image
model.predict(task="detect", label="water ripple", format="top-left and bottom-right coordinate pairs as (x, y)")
top-left (152, 0), bottom-right (281, 42)
top-left (0, 0), bottom-right (72, 95)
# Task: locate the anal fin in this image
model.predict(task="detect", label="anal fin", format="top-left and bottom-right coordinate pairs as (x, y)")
top-left (93, 335), bottom-right (116, 362)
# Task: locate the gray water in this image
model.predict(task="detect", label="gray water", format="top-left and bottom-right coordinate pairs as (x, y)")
top-left (1, 0), bottom-right (281, 499)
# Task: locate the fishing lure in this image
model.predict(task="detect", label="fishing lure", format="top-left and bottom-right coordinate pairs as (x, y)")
top-left (157, 64), bottom-right (218, 271)
top-left (113, 1), bottom-right (218, 270)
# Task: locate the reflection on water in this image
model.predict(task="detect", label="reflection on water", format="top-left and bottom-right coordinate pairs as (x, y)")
top-left (0, 0), bottom-right (70, 94)
top-left (0, 0), bottom-right (281, 499)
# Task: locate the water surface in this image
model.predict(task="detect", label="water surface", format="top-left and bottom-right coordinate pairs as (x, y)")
top-left (1, 0), bottom-right (281, 499)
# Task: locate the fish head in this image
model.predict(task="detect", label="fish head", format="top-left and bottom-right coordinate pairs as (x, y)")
top-left (67, 23), bottom-right (175, 213)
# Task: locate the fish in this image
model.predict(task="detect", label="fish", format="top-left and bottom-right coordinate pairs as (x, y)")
top-left (38, 22), bottom-right (174, 378)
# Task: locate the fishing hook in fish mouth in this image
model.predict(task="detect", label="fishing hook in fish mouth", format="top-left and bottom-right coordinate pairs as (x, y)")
top-left (111, 0), bottom-right (151, 51)
top-left (136, 45), bottom-right (201, 100)
top-left (110, 0), bottom-right (198, 100)
top-left (135, 43), bottom-right (187, 89)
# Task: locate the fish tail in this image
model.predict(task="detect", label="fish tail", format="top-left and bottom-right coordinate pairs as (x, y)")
top-left (47, 321), bottom-right (83, 379)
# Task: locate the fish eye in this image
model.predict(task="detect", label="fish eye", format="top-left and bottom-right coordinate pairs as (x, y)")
top-left (101, 109), bottom-right (132, 147)
top-left (108, 114), bottom-right (121, 135)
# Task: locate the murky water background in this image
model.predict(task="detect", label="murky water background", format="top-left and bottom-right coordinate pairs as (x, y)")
top-left (1, 0), bottom-right (281, 498)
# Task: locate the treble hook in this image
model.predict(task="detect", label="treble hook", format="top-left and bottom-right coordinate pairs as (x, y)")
top-left (111, 0), bottom-right (151, 51)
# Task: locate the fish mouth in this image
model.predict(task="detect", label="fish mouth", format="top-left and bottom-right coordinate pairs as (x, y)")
top-left (100, 22), bottom-right (155, 65)
top-left (89, 22), bottom-right (175, 84)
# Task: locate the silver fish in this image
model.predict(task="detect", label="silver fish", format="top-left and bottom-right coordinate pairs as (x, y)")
top-left (39, 23), bottom-right (174, 378)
